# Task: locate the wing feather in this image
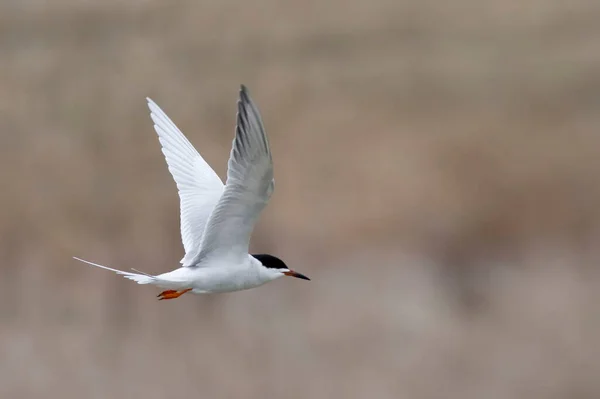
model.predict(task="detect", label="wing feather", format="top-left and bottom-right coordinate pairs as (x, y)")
top-left (197, 85), bottom-right (274, 262)
top-left (146, 98), bottom-right (224, 266)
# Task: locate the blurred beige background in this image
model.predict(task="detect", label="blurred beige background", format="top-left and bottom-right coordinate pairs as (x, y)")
top-left (2, 1), bottom-right (600, 398)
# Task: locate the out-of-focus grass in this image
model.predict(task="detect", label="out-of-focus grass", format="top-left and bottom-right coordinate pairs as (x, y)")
top-left (1, 1), bottom-right (600, 398)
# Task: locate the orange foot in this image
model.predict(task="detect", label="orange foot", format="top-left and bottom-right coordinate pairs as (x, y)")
top-left (157, 288), bottom-right (193, 300)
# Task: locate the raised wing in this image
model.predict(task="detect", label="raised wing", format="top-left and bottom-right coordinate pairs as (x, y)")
top-left (147, 98), bottom-right (224, 266)
top-left (197, 85), bottom-right (274, 261)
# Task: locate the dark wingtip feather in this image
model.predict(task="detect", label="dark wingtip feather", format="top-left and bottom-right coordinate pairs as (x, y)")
top-left (232, 84), bottom-right (271, 163)
top-left (239, 85), bottom-right (251, 107)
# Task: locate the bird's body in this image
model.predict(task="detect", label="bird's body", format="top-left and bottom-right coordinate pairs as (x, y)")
top-left (75, 254), bottom-right (282, 294)
top-left (74, 85), bottom-right (309, 299)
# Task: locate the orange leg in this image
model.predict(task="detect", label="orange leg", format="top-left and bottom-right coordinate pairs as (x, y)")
top-left (157, 288), bottom-right (193, 300)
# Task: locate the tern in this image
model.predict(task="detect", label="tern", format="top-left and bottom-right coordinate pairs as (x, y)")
top-left (74, 85), bottom-right (309, 300)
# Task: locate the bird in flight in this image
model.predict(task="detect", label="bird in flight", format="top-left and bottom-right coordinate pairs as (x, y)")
top-left (74, 85), bottom-right (309, 300)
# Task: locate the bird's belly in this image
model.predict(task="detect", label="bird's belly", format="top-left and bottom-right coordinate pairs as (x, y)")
top-left (190, 267), bottom-right (267, 293)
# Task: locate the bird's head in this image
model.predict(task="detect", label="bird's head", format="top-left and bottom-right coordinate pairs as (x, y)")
top-left (252, 254), bottom-right (310, 281)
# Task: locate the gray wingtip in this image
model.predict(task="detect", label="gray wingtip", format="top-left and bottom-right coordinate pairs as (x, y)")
top-left (237, 85), bottom-right (251, 116)
top-left (239, 85), bottom-right (251, 103)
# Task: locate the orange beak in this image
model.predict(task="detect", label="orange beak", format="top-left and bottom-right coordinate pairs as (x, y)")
top-left (283, 270), bottom-right (310, 280)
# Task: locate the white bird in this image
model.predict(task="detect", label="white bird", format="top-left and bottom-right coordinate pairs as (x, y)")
top-left (74, 85), bottom-right (309, 300)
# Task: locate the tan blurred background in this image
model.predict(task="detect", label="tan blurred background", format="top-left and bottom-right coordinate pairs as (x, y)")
top-left (1, 1), bottom-right (600, 398)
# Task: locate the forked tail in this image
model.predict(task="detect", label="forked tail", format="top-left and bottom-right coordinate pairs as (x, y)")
top-left (73, 257), bottom-right (155, 285)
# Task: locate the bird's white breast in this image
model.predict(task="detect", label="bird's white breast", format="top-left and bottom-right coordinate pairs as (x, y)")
top-left (184, 256), bottom-right (280, 293)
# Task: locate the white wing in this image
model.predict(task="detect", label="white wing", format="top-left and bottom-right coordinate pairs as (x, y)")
top-left (147, 98), bottom-right (224, 266)
top-left (197, 85), bottom-right (274, 261)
